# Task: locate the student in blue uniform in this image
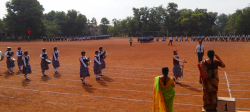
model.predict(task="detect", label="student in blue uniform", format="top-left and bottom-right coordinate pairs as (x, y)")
top-left (16, 47), bottom-right (23, 71)
top-left (22, 51), bottom-right (31, 80)
top-left (52, 47), bottom-right (60, 74)
top-left (5, 47), bottom-right (15, 74)
top-left (80, 51), bottom-right (90, 84)
top-left (40, 48), bottom-right (49, 76)
top-left (94, 51), bottom-right (102, 80)
top-left (98, 46), bottom-right (106, 76)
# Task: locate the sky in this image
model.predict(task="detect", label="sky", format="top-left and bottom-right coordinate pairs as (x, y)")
top-left (0, 0), bottom-right (249, 25)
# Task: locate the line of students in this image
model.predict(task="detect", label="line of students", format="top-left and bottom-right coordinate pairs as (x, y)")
top-left (4, 46), bottom-right (106, 84)
top-left (80, 46), bottom-right (106, 84)
top-left (42, 35), bottom-right (111, 42)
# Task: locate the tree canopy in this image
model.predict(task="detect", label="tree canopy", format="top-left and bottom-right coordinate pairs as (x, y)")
top-left (1, 0), bottom-right (250, 39)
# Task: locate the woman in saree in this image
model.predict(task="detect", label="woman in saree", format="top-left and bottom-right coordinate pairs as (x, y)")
top-left (198, 50), bottom-right (225, 111)
top-left (153, 67), bottom-right (175, 112)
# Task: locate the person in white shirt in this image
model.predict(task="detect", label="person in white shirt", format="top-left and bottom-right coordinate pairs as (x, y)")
top-left (80, 51), bottom-right (90, 84)
top-left (16, 47), bottom-right (23, 71)
top-left (40, 48), bottom-right (49, 76)
top-left (94, 51), bottom-right (102, 80)
top-left (195, 41), bottom-right (204, 62)
top-left (22, 51), bottom-right (32, 80)
top-left (168, 36), bottom-right (173, 46)
top-left (129, 37), bottom-right (133, 46)
top-left (52, 47), bottom-right (60, 74)
top-left (5, 47), bottom-right (15, 74)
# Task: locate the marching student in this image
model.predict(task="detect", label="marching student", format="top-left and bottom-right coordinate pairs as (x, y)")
top-left (99, 46), bottom-right (106, 76)
top-left (172, 50), bottom-right (187, 84)
top-left (185, 35), bottom-right (189, 41)
top-left (5, 47), bottom-right (15, 74)
top-left (80, 51), bottom-right (90, 84)
top-left (22, 51), bottom-right (31, 80)
top-left (129, 37), bottom-right (133, 46)
top-left (168, 36), bottom-right (173, 46)
top-left (162, 36), bottom-right (166, 41)
top-left (137, 37), bottom-right (140, 43)
top-left (52, 47), bottom-right (60, 74)
top-left (180, 36), bottom-right (183, 42)
top-left (43, 36), bottom-right (46, 42)
top-left (16, 47), bottom-right (23, 71)
top-left (94, 51), bottom-right (102, 80)
top-left (175, 36), bottom-right (178, 42)
top-left (40, 48), bottom-right (49, 76)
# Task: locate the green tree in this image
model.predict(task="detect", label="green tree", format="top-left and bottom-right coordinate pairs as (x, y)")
top-left (91, 17), bottom-right (97, 24)
top-left (215, 13), bottom-right (229, 35)
top-left (100, 17), bottom-right (110, 34)
top-left (4, 0), bottom-right (44, 39)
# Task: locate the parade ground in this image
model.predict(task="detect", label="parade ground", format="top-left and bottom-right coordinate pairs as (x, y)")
top-left (0, 37), bottom-right (249, 112)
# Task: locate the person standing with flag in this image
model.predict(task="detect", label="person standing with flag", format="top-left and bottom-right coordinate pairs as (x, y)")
top-left (27, 30), bottom-right (31, 42)
top-left (172, 50), bottom-right (187, 84)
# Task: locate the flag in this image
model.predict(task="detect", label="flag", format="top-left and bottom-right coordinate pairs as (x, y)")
top-left (27, 30), bottom-right (31, 35)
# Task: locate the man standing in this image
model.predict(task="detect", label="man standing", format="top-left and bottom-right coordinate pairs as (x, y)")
top-left (195, 41), bottom-right (204, 62)
top-left (129, 37), bottom-right (133, 46)
top-left (168, 36), bottom-right (173, 46)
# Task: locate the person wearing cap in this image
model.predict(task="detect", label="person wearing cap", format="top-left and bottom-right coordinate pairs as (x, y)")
top-left (40, 48), bottom-right (49, 76)
top-left (172, 50), bottom-right (187, 84)
top-left (80, 51), bottom-right (90, 84)
top-left (129, 37), bottom-right (133, 46)
top-left (22, 51), bottom-right (31, 80)
top-left (5, 47), bottom-right (15, 73)
top-left (16, 47), bottom-right (23, 71)
top-left (98, 46), bottom-right (106, 76)
top-left (195, 41), bottom-right (204, 62)
top-left (52, 47), bottom-right (60, 74)
top-left (168, 36), bottom-right (173, 46)
top-left (94, 51), bottom-right (102, 80)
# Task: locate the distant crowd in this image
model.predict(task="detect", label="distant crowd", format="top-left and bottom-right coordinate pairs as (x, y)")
top-left (174, 35), bottom-right (250, 42)
top-left (42, 35), bottom-right (111, 42)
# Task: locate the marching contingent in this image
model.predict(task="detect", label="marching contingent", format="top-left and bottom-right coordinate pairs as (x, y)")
top-left (135, 35), bottom-right (250, 43)
top-left (42, 35), bottom-right (111, 42)
top-left (190, 35), bottom-right (250, 42)
top-left (0, 46), bottom-right (107, 85)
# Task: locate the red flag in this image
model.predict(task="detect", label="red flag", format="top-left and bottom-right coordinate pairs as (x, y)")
top-left (27, 30), bottom-right (31, 35)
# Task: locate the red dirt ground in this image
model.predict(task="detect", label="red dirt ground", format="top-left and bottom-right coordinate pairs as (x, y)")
top-left (0, 37), bottom-right (249, 112)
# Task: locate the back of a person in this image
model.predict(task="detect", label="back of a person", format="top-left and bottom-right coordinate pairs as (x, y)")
top-left (159, 77), bottom-right (175, 112)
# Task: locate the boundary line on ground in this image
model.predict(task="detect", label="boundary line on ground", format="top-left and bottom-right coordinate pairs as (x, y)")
top-left (225, 71), bottom-right (232, 98)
